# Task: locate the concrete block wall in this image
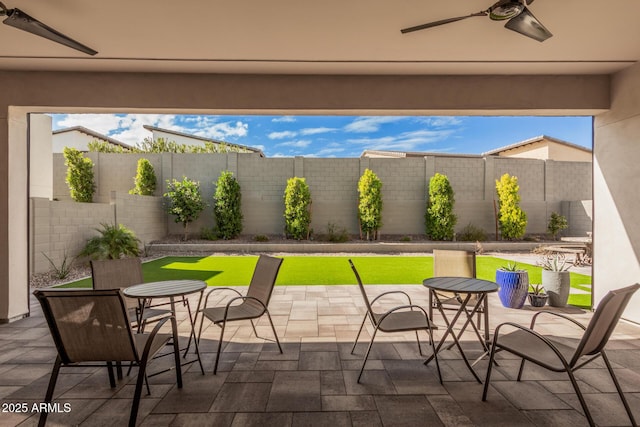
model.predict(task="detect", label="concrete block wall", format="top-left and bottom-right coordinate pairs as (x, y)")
top-left (112, 192), bottom-right (166, 246)
top-left (561, 200), bottom-right (593, 236)
top-left (49, 153), bottom-right (592, 240)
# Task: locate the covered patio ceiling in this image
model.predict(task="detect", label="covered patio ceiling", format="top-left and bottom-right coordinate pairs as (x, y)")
top-left (1, 0), bottom-right (639, 76)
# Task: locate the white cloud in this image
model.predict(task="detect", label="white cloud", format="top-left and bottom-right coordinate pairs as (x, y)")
top-left (272, 116), bottom-right (296, 123)
top-left (55, 114), bottom-right (130, 135)
top-left (276, 140), bottom-right (312, 148)
top-left (417, 116), bottom-right (463, 127)
top-left (195, 121), bottom-right (249, 140)
top-left (347, 129), bottom-right (455, 152)
top-left (300, 127), bottom-right (337, 136)
top-left (344, 116), bottom-right (406, 133)
top-left (306, 146), bottom-right (345, 157)
top-left (268, 131), bottom-right (298, 140)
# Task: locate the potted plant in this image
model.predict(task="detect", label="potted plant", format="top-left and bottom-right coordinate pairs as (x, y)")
top-left (528, 284), bottom-right (548, 307)
top-left (496, 262), bottom-right (529, 309)
top-left (538, 253), bottom-right (571, 307)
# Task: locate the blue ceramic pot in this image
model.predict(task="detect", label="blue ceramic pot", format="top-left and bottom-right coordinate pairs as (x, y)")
top-left (496, 270), bottom-right (529, 309)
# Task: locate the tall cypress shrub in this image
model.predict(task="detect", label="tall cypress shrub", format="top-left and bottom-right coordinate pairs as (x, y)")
top-left (358, 168), bottom-right (383, 241)
top-left (214, 171), bottom-right (243, 239)
top-left (283, 177), bottom-right (312, 240)
top-left (495, 173), bottom-right (527, 239)
top-left (63, 147), bottom-right (95, 203)
top-left (425, 173), bottom-right (457, 240)
top-left (129, 158), bottom-right (157, 196)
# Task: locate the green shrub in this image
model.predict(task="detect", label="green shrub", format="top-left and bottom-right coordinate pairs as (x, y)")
top-left (495, 173), bottom-right (527, 240)
top-left (358, 168), bottom-right (383, 240)
top-left (457, 224), bottom-right (487, 242)
top-left (400, 236), bottom-right (412, 242)
top-left (80, 223), bottom-right (140, 260)
top-left (254, 234), bottom-right (270, 242)
top-left (200, 227), bottom-right (218, 241)
top-left (214, 171), bottom-right (243, 239)
top-left (63, 147), bottom-right (95, 203)
top-left (425, 173), bottom-right (457, 240)
top-left (164, 177), bottom-right (207, 241)
top-left (326, 222), bottom-right (350, 243)
top-left (129, 158), bottom-right (157, 196)
top-left (88, 140), bottom-right (133, 153)
top-left (284, 177), bottom-right (312, 240)
top-left (547, 211), bottom-right (568, 240)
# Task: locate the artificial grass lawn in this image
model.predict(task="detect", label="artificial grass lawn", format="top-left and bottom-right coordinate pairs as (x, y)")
top-left (59, 255), bottom-right (592, 307)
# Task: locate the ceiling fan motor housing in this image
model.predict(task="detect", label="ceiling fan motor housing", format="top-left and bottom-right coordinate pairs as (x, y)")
top-left (489, 0), bottom-right (526, 20)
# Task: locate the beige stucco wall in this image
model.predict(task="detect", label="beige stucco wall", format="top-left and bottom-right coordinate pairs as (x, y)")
top-left (499, 140), bottom-right (592, 162)
top-left (593, 62), bottom-right (640, 323)
top-left (549, 143), bottom-right (592, 162)
top-left (500, 142), bottom-right (549, 160)
top-left (29, 114), bottom-right (53, 200)
top-left (0, 71), bottom-right (611, 321)
top-left (52, 130), bottom-right (110, 153)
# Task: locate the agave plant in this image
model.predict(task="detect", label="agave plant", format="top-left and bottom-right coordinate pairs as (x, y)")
top-left (80, 223), bottom-right (140, 260)
top-left (538, 253), bottom-right (571, 271)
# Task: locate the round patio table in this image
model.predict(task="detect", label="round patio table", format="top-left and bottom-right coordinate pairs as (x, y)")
top-left (124, 279), bottom-right (207, 374)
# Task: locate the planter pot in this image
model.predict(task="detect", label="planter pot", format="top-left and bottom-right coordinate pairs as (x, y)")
top-left (528, 293), bottom-right (548, 307)
top-left (496, 270), bottom-right (529, 309)
top-left (542, 270), bottom-right (571, 307)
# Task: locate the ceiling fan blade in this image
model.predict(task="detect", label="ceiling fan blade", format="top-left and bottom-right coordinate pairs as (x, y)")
top-left (2, 8), bottom-right (97, 55)
top-left (401, 12), bottom-right (486, 34)
top-left (504, 6), bottom-right (552, 42)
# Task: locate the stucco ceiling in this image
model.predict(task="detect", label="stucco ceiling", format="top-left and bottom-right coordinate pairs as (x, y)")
top-left (1, 0), bottom-right (639, 75)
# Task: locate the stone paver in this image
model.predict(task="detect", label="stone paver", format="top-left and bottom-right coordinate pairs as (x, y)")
top-left (0, 284), bottom-right (639, 426)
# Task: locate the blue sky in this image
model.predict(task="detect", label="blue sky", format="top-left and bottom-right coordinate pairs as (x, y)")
top-left (51, 114), bottom-right (592, 157)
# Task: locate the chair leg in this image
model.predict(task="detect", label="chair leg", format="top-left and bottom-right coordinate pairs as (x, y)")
top-left (106, 361), bottom-right (116, 388)
top-left (351, 314), bottom-right (368, 354)
top-left (250, 319), bottom-right (259, 337)
top-left (39, 356), bottom-right (62, 427)
top-left (213, 320), bottom-right (227, 375)
top-left (601, 351), bottom-right (637, 427)
top-left (482, 340), bottom-right (499, 401)
top-left (426, 328), bottom-right (442, 384)
top-left (265, 310), bottom-right (283, 354)
top-left (169, 314), bottom-right (183, 389)
top-left (566, 368), bottom-right (596, 427)
top-left (357, 327), bottom-right (379, 383)
top-left (415, 331), bottom-right (423, 356)
top-left (517, 358), bottom-right (526, 381)
top-left (130, 357), bottom-right (148, 427)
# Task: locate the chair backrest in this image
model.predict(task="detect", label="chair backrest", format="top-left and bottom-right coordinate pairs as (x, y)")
top-left (91, 258), bottom-right (143, 310)
top-left (571, 283), bottom-right (640, 366)
top-left (348, 259), bottom-right (375, 318)
top-left (34, 289), bottom-right (139, 364)
top-left (433, 250), bottom-right (476, 278)
top-left (245, 255), bottom-right (283, 311)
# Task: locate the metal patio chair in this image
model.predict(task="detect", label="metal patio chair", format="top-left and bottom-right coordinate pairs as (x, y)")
top-left (197, 255), bottom-right (284, 374)
top-left (349, 259), bottom-right (442, 384)
top-left (34, 288), bottom-right (182, 427)
top-left (91, 257), bottom-right (171, 331)
top-left (482, 283), bottom-right (640, 427)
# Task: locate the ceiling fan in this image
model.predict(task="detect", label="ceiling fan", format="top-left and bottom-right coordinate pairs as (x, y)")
top-left (0, 1), bottom-right (97, 55)
top-left (401, 0), bottom-right (552, 42)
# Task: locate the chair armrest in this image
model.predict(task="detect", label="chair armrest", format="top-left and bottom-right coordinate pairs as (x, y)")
top-left (370, 291), bottom-right (412, 306)
top-left (201, 287), bottom-right (244, 310)
top-left (376, 304), bottom-right (433, 327)
top-left (530, 310), bottom-right (587, 331)
top-left (222, 295), bottom-right (267, 320)
top-left (138, 315), bottom-right (173, 362)
top-left (493, 321), bottom-right (571, 367)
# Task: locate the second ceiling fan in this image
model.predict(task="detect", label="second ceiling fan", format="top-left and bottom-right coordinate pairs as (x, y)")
top-left (401, 0), bottom-right (552, 42)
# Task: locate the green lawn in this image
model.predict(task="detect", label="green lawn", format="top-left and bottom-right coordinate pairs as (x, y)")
top-left (59, 255), bottom-right (592, 307)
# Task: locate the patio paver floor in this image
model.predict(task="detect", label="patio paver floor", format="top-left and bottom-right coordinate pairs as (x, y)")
top-left (1, 284), bottom-right (639, 426)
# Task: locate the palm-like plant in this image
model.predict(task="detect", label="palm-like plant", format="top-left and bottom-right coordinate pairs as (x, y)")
top-left (80, 223), bottom-right (140, 260)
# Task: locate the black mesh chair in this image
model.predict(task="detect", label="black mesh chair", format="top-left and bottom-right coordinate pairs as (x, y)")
top-left (197, 255), bottom-right (284, 374)
top-left (349, 259), bottom-right (442, 384)
top-left (34, 289), bottom-right (182, 427)
top-left (482, 283), bottom-right (640, 427)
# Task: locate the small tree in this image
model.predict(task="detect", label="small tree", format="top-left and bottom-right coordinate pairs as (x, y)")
top-left (129, 158), bottom-right (157, 196)
top-left (63, 147), bottom-right (95, 202)
top-left (547, 211), bottom-right (568, 240)
top-left (164, 177), bottom-right (207, 241)
top-left (214, 171), bottom-right (243, 239)
top-left (495, 173), bottom-right (527, 240)
top-left (358, 168), bottom-right (383, 241)
top-left (283, 177), bottom-right (312, 240)
top-left (425, 173), bottom-right (457, 240)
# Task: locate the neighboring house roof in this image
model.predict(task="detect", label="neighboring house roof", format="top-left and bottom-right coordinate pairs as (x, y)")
top-left (143, 125), bottom-right (264, 156)
top-left (53, 126), bottom-right (132, 149)
top-left (361, 149), bottom-right (481, 159)
top-left (481, 135), bottom-right (592, 156)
